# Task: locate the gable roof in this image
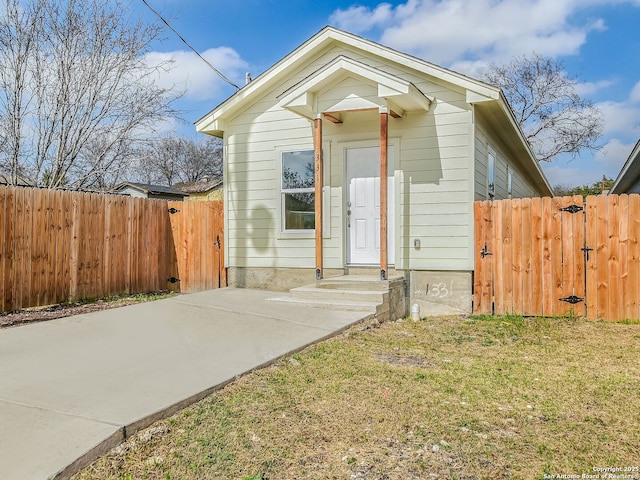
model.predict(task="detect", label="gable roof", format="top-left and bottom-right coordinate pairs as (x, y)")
top-left (196, 25), bottom-right (551, 196)
top-left (196, 26), bottom-right (501, 135)
top-left (174, 176), bottom-right (223, 194)
top-left (113, 182), bottom-right (188, 197)
top-left (610, 139), bottom-right (640, 194)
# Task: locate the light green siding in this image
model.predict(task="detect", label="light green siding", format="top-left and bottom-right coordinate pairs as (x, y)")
top-left (221, 41), bottom-right (539, 273)
top-left (474, 115), bottom-right (542, 201)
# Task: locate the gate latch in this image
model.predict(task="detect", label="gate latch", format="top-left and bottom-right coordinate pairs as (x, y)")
top-left (480, 242), bottom-right (492, 258)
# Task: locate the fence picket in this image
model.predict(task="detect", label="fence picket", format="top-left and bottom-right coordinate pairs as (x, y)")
top-left (585, 196), bottom-right (598, 319)
top-left (608, 195), bottom-right (621, 321)
top-left (628, 195), bottom-right (640, 321)
top-left (0, 187), bottom-right (6, 312)
top-left (511, 199), bottom-right (523, 315)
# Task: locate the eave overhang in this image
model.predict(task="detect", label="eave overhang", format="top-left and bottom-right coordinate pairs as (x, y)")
top-left (277, 55), bottom-right (432, 119)
top-left (610, 139), bottom-right (640, 194)
top-left (473, 95), bottom-right (553, 197)
top-left (195, 26), bottom-right (503, 137)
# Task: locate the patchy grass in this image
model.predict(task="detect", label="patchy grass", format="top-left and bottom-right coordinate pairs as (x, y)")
top-left (73, 314), bottom-right (640, 480)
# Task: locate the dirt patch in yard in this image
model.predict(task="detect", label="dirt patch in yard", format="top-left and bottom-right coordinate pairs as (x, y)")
top-left (0, 292), bottom-right (176, 329)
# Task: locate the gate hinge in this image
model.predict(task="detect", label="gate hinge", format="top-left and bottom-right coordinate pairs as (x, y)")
top-left (560, 204), bottom-right (583, 214)
top-left (480, 243), bottom-right (492, 258)
top-left (167, 277), bottom-right (180, 283)
top-left (560, 295), bottom-right (584, 304)
top-left (168, 207), bottom-right (180, 214)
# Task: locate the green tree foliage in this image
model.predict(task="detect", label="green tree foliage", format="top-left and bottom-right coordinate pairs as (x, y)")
top-left (554, 176), bottom-right (614, 197)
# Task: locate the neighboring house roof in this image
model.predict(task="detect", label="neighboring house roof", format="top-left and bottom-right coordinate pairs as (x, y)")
top-left (174, 176), bottom-right (223, 194)
top-left (0, 173), bottom-right (35, 187)
top-left (196, 26), bottom-right (552, 196)
top-left (610, 139), bottom-right (640, 194)
top-left (113, 182), bottom-right (188, 197)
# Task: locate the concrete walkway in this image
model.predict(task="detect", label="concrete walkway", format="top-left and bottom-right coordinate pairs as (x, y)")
top-left (0, 288), bottom-right (373, 480)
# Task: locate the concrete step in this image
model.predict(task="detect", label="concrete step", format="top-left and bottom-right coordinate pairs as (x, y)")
top-left (290, 285), bottom-right (386, 303)
top-left (267, 295), bottom-right (379, 313)
top-left (317, 275), bottom-right (403, 292)
top-left (344, 266), bottom-right (401, 277)
top-left (270, 274), bottom-right (406, 320)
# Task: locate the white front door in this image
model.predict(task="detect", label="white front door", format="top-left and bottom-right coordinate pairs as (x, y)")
top-left (346, 146), bottom-right (394, 265)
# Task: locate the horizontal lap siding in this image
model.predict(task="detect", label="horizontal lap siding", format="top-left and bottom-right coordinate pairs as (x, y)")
top-left (224, 44), bottom-right (475, 271)
top-left (396, 96), bottom-right (473, 270)
top-left (474, 119), bottom-right (542, 201)
top-left (226, 96), bottom-right (319, 268)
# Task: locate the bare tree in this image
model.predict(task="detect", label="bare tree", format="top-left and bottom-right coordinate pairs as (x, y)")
top-left (483, 53), bottom-right (603, 162)
top-left (0, 0), bottom-right (43, 183)
top-left (137, 136), bottom-right (223, 186)
top-left (0, 0), bottom-right (180, 188)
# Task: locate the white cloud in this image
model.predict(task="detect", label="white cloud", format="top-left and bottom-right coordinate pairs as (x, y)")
top-left (630, 81), bottom-right (640, 103)
top-left (329, 3), bottom-right (395, 32)
top-left (597, 99), bottom-right (640, 138)
top-left (144, 46), bottom-right (248, 102)
top-left (542, 162), bottom-right (601, 188)
top-left (595, 138), bottom-right (636, 167)
top-left (574, 79), bottom-right (615, 97)
top-left (330, 0), bottom-right (610, 68)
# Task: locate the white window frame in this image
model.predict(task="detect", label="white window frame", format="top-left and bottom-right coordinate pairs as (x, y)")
top-left (487, 147), bottom-right (496, 199)
top-left (279, 148), bottom-right (316, 238)
top-left (507, 166), bottom-right (513, 199)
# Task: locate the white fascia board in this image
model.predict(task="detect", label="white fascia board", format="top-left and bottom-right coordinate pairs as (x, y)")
top-left (196, 29), bottom-right (339, 132)
top-left (279, 55), bottom-right (431, 115)
top-left (466, 89), bottom-right (499, 104)
top-left (495, 94), bottom-right (553, 195)
top-left (196, 26), bottom-right (497, 133)
top-left (611, 139), bottom-right (640, 194)
top-left (324, 28), bottom-right (501, 100)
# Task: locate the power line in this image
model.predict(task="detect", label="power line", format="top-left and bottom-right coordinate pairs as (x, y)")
top-left (140, 0), bottom-right (240, 90)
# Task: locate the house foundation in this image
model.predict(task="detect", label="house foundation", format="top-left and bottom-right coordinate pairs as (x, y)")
top-left (408, 270), bottom-right (473, 315)
top-left (227, 267), bottom-right (472, 316)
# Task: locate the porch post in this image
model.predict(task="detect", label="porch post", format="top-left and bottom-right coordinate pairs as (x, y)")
top-left (380, 108), bottom-right (388, 280)
top-left (314, 115), bottom-right (323, 280)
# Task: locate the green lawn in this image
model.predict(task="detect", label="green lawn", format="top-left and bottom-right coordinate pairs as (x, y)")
top-left (74, 314), bottom-right (640, 480)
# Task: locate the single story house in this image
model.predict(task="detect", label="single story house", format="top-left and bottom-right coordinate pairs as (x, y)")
top-left (196, 26), bottom-right (552, 313)
top-left (112, 182), bottom-right (188, 201)
top-left (610, 139), bottom-right (640, 194)
top-left (174, 176), bottom-right (224, 201)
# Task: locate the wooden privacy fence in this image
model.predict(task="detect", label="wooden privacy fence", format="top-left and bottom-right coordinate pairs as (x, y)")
top-left (474, 194), bottom-right (640, 321)
top-left (0, 185), bottom-right (225, 313)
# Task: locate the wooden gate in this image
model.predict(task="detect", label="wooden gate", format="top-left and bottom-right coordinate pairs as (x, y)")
top-left (474, 194), bottom-right (640, 321)
top-left (168, 200), bottom-right (226, 293)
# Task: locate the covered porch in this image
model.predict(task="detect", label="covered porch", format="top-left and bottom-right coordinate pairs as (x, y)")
top-left (278, 55), bottom-right (432, 280)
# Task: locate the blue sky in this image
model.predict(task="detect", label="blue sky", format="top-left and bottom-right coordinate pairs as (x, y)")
top-left (135, 0), bottom-right (640, 189)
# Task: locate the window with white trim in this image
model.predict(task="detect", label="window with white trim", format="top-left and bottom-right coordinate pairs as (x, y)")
top-left (507, 167), bottom-right (513, 199)
top-left (281, 150), bottom-right (315, 231)
top-left (487, 148), bottom-right (496, 199)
